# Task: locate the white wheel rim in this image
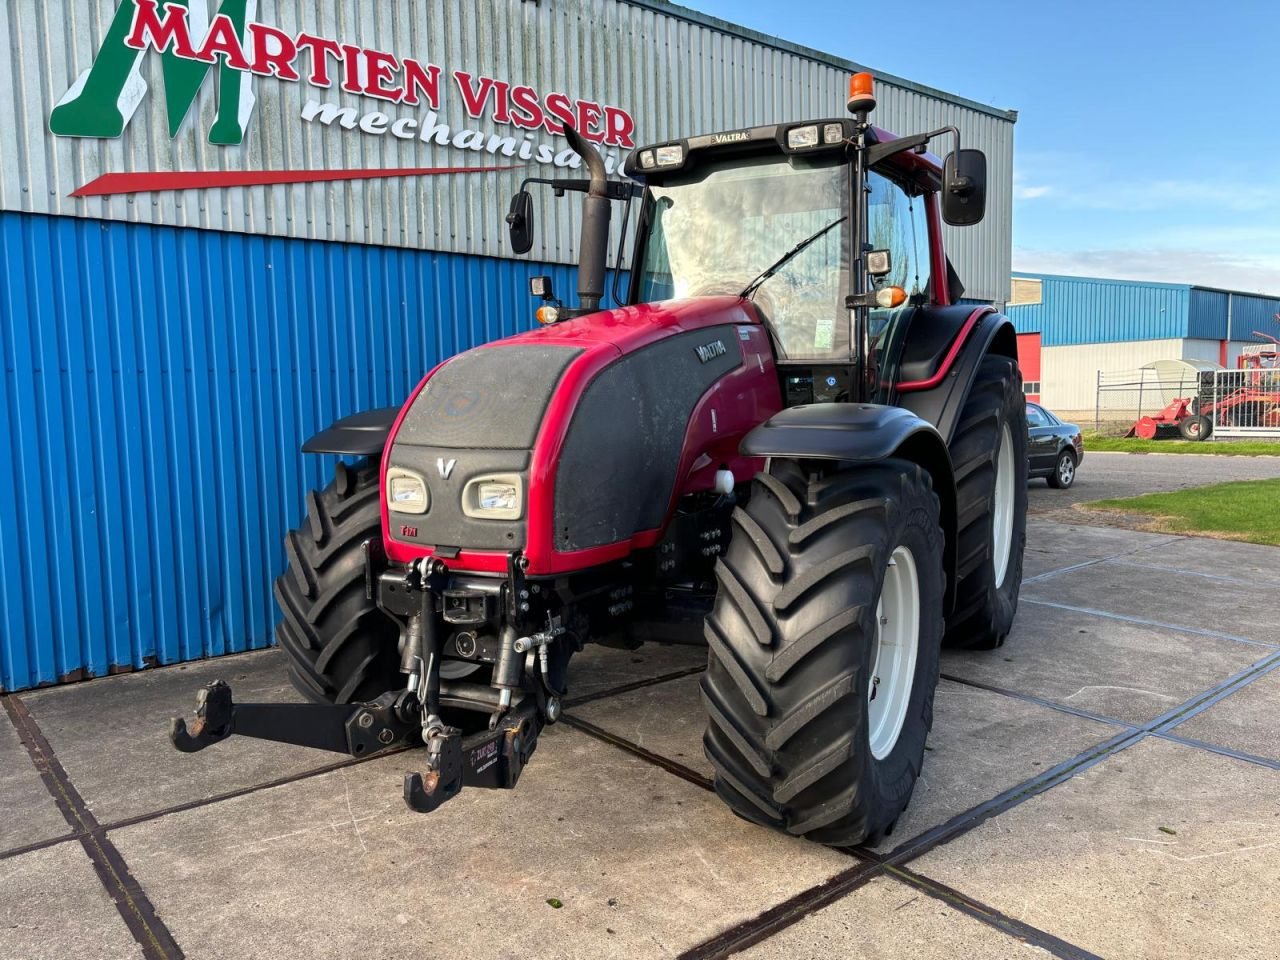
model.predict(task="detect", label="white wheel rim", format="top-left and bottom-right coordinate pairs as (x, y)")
top-left (868, 545), bottom-right (920, 760)
top-left (1059, 455), bottom-right (1074, 485)
top-left (992, 423), bottom-right (1015, 589)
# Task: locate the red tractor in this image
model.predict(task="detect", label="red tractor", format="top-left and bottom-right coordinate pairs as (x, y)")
top-left (172, 73), bottom-right (1026, 847)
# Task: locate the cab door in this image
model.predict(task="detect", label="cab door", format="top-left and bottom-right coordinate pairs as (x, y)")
top-left (1025, 402), bottom-right (1059, 471)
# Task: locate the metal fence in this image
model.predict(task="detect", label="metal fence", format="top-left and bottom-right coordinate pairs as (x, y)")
top-left (1094, 368), bottom-right (1280, 438)
top-left (1206, 368), bottom-right (1280, 437)
top-left (1093, 369), bottom-right (1204, 434)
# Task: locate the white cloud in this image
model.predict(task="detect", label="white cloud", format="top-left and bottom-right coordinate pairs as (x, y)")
top-left (1013, 246), bottom-right (1280, 295)
top-left (1012, 151), bottom-right (1280, 214)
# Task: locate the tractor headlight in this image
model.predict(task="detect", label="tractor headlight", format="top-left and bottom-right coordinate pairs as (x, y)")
top-left (461, 474), bottom-right (523, 520)
top-left (386, 468), bottom-right (429, 514)
top-left (786, 124), bottom-right (819, 149)
top-left (655, 144), bottom-right (684, 167)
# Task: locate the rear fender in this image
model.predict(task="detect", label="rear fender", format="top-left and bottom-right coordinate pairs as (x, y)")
top-left (894, 306), bottom-right (1018, 444)
top-left (301, 407), bottom-right (401, 456)
top-left (740, 404), bottom-right (958, 613)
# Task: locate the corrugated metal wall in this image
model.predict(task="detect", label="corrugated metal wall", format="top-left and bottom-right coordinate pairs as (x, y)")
top-left (1, 0), bottom-right (1015, 301)
top-left (0, 0), bottom-right (1017, 690)
top-left (1013, 273), bottom-right (1280, 346)
top-left (1191, 288), bottom-right (1280, 341)
top-left (1010, 275), bottom-right (1192, 346)
top-left (0, 210), bottom-right (593, 691)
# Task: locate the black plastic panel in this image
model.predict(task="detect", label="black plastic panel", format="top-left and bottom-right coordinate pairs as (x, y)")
top-left (553, 326), bottom-right (742, 552)
top-left (397, 344), bottom-right (582, 450)
top-left (893, 304), bottom-right (980, 385)
top-left (301, 406), bottom-right (401, 455)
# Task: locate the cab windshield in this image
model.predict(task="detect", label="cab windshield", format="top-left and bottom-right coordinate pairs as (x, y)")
top-left (635, 155), bottom-right (850, 360)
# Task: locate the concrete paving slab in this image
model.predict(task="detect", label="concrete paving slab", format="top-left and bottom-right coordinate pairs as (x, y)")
top-left (738, 875), bottom-right (1048, 959)
top-left (19, 649), bottom-right (338, 825)
top-left (0, 841), bottom-right (142, 960)
top-left (571, 676), bottom-right (1115, 855)
top-left (1174, 666), bottom-right (1280, 762)
top-left (1120, 535), bottom-right (1280, 588)
top-left (567, 641), bottom-right (706, 701)
top-left (14, 640), bottom-right (705, 827)
top-left (111, 725), bottom-right (850, 960)
top-left (1022, 557), bottom-right (1280, 647)
top-left (1023, 518), bottom-right (1179, 578)
top-left (571, 673), bottom-right (713, 777)
top-left (915, 737), bottom-right (1280, 960)
top-left (880, 681), bottom-right (1115, 852)
top-left (945, 602), bottom-right (1264, 725)
top-left (0, 706), bottom-right (70, 854)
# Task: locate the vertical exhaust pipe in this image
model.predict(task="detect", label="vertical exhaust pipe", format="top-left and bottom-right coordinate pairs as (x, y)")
top-left (562, 124), bottom-right (610, 314)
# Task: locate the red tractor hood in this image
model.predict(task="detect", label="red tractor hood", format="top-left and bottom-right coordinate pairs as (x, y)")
top-left (380, 296), bottom-right (781, 574)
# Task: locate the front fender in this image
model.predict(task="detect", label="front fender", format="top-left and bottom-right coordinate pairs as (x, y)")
top-left (740, 403), bottom-right (958, 614)
top-left (301, 406), bottom-right (401, 456)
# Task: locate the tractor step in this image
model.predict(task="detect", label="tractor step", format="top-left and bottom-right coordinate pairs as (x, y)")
top-left (170, 680), bottom-right (544, 813)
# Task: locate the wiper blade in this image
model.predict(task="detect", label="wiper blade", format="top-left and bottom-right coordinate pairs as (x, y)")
top-left (739, 216), bottom-right (847, 300)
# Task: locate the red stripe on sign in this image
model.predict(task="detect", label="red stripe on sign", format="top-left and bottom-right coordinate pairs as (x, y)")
top-left (70, 165), bottom-right (521, 197)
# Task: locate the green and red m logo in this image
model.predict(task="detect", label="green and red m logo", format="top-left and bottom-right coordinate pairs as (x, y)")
top-left (51, 0), bottom-right (264, 145)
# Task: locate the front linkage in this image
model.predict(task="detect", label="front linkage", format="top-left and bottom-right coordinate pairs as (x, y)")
top-left (170, 545), bottom-right (564, 813)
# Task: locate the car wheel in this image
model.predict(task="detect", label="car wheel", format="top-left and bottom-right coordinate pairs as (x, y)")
top-left (1047, 449), bottom-right (1076, 489)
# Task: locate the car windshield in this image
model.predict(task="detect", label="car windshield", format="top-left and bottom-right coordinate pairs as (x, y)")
top-left (635, 155), bottom-right (850, 360)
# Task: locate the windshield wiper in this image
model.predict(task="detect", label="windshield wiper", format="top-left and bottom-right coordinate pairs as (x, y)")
top-left (739, 216), bottom-right (847, 300)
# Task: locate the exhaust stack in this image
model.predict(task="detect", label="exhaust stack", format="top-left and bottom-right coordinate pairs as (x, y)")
top-left (562, 124), bottom-right (611, 314)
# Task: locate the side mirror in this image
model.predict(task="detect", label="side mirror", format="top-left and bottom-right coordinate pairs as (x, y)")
top-left (506, 189), bottom-right (534, 254)
top-left (942, 149), bottom-right (987, 227)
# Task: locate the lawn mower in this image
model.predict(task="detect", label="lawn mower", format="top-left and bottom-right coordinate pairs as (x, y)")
top-left (171, 72), bottom-right (1026, 847)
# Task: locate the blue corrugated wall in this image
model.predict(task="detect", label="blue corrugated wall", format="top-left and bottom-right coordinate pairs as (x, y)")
top-left (1008, 274), bottom-right (1191, 346)
top-left (1011, 272), bottom-right (1280, 346)
top-left (0, 211), bottom-right (599, 691)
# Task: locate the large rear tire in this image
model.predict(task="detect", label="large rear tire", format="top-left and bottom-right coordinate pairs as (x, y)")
top-left (702, 460), bottom-right (944, 847)
top-left (274, 460), bottom-right (402, 704)
top-left (944, 355), bottom-right (1028, 650)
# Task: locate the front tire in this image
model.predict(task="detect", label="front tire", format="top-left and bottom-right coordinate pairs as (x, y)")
top-left (944, 355), bottom-right (1028, 650)
top-left (1047, 449), bottom-right (1076, 489)
top-left (702, 460), bottom-right (944, 847)
top-left (274, 460), bottom-right (401, 704)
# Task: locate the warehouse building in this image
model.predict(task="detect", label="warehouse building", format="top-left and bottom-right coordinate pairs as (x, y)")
top-left (0, 0), bottom-right (1016, 691)
top-left (1008, 272), bottom-right (1280, 412)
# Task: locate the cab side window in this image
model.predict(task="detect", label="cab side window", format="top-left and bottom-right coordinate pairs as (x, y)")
top-left (865, 171), bottom-right (931, 305)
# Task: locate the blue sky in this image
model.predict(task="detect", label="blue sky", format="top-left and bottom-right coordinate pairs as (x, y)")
top-left (683, 0), bottom-right (1280, 292)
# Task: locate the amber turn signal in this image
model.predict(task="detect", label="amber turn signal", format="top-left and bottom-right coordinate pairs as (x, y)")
top-left (535, 305), bottom-right (560, 325)
top-left (875, 286), bottom-right (907, 309)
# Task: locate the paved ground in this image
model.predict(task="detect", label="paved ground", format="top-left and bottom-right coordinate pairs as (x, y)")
top-left (1028, 449), bottom-right (1280, 521)
top-left (3, 518), bottom-right (1279, 959)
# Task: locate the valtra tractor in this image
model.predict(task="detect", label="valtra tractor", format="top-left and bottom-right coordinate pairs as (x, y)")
top-left (171, 72), bottom-right (1027, 847)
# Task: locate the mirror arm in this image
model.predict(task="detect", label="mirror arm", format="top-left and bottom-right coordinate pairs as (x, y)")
top-left (864, 125), bottom-right (960, 169)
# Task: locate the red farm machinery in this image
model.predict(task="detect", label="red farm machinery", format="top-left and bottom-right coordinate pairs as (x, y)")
top-left (169, 73), bottom-right (1027, 848)
top-left (1129, 319), bottom-right (1280, 441)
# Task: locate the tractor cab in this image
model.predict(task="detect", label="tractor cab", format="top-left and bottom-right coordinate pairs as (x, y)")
top-left (619, 81), bottom-right (987, 410)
